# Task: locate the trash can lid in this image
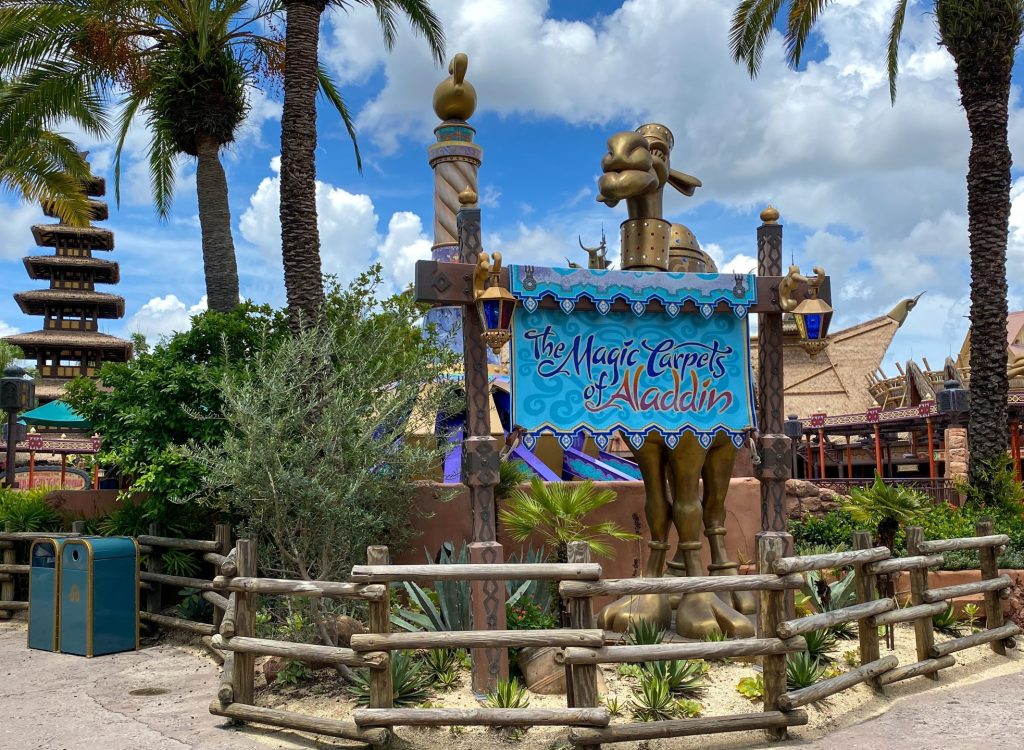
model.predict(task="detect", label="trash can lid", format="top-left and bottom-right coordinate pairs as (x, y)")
top-left (64, 537), bottom-right (139, 561)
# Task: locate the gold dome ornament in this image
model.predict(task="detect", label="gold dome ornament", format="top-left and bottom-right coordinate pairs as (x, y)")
top-left (458, 185), bottom-right (479, 206)
top-left (433, 52), bottom-right (477, 122)
top-left (760, 205), bottom-right (780, 224)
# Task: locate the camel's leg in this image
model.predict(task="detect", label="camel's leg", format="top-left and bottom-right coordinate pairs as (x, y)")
top-left (597, 438), bottom-right (672, 632)
top-left (702, 436), bottom-right (756, 614)
top-left (670, 435), bottom-right (754, 639)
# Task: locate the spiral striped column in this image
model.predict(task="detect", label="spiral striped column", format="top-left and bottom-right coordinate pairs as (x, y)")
top-left (428, 122), bottom-right (482, 261)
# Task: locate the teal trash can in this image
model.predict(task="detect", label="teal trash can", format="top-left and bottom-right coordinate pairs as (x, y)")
top-left (28, 536), bottom-right (73, 652)
top-left (59, 537), bottom-right (139, 657)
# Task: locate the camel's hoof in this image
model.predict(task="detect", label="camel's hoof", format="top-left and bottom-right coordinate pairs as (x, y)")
top-left (597, 593), bottom-right (672, 634)
top-left (676, 592), bottom-right (754, 639)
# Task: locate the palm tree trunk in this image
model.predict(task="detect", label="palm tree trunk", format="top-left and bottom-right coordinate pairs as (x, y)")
top-left (281, 0), bottom-right (328, 332)
top-left (194, 134), bottom-right (240, 313)
top-left (940, 9), bottom-right (1021, 489)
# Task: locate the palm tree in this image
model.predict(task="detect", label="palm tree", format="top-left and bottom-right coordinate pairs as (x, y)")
top-left (0, 77), bottom-right (101, 226)
top-left (279, 0), bottom-right (445, 330)
top-left (499, 477), bottom-right (638, 562)
top-left (0, 1), bottom-right (355, 313)
top-left (730, 1), bottom-right (1023, 494)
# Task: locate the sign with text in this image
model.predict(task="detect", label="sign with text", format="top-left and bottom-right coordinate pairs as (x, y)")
top-left (511, 307), bottom-right (756, 450)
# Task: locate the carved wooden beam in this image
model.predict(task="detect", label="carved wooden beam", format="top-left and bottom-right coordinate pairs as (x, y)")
top-left (413, 260), bottom-right (831, 315)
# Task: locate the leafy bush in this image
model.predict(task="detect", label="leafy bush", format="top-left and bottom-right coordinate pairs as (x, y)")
top-left (434, 670), bottom-right (460, 691)
top-left (175, 587), bottom-right (212, 621)
top-left (190, 271), bottom-right (458, 594)
top-left (676, 698), bottom-right (702, 718)
top-left (841, 472), bottom-right (929, 551)
top-left (505, 544), bottom-right (553, 615)
top-left (956, 454), bottom-right (1024, 512)
top-left (790, 511), bottom-right (857, 551)
top-left (422, 648), bottom-right (462, 680)
top-left (394, 543), bottom-right (471, 632)
top-left (274, 660), bottom-right (312, 687)
top-left (349, 650), bottom-right (432, 707)
top-left (507, 599), bottom-right (557, 630)
top-left (0, 488), bottom-right (61, 531)
top-left (617, 664), bottom-right (645, 680)
top-left (485, 679), bottom-right (530, 708)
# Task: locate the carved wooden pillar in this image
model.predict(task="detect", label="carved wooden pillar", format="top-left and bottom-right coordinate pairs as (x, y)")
top-left (457, 205), bottom-right (509, 694)
top-left (755, 210), bottom-right (791, 535)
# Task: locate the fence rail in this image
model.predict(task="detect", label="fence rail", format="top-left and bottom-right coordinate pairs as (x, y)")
top-left (811, 477), bottom-right (960, 505)
top-left (205, 517), bottom-right (1020, 748)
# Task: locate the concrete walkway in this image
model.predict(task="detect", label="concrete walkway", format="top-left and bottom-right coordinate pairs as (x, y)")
top-left (2, 622), bottom-right (1022, 750)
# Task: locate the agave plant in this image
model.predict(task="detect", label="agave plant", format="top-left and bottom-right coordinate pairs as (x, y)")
top-left (802, 629), bottom-right (838, 664)
top-left (422, 648), bottom-right (462, 680)
top-left (626, 618), bottom-right (666, 647)
top-left (932, 604), bottom-right (964, 637)
top-left (484, 679), bottom-right (530, 709)
top-left (349, 650), bottom-right (432, 707)
top-left (630, 673), bottom-right (678, 722)
top-left (786, 651), bottom-right (825, 691)
top-left (642, 659), bottom-right (707, 698)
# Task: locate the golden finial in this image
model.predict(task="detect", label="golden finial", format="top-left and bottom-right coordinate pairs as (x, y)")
top-left (433, 52), bottom-right (477, 122)
top-left (459, 185), bottom-right (478, 206)
top-left (760, 205), bottom-right (780, 224)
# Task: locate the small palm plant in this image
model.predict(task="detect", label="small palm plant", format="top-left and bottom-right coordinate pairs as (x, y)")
top-left (840, 472), bottom-right (930, 552)
top-left (499, 478), bottom-right (638, 562)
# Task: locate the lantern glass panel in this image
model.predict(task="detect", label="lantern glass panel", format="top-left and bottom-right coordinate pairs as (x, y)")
top-left (804, 312), bottom-right (822, 340)
top-left (480, 298), bottom-right (501, 330)
top-left (499, 298), bottom-right (515, 330)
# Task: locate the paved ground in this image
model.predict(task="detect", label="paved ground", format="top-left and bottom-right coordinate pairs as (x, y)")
top-left (2, 623), bottom-right (1022, 750)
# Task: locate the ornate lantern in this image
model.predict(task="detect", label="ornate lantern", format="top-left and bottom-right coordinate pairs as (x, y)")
top-left (792, 282), bottom-right (832, 356)
top-left (783, 414), bottom-right (804, 440)
top-left (473, 251), bottom-right (516, 354)
top-left (937, 379), bottom-right (970, 420)
top-left (0, 364), bottom-right (34, 411)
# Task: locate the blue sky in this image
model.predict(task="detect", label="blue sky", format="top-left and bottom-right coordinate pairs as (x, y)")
top-left (4, 0), bottom-right (1024, 372)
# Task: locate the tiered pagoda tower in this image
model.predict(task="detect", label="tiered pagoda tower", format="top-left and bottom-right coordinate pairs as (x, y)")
top-left (3, 166), bottom-right (132, 402)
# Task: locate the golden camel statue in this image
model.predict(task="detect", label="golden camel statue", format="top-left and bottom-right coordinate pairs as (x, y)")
top-left (594, 123), bottom-right (755, 638)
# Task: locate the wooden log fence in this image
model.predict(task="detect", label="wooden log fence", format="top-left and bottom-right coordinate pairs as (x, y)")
top-left (0, 524), bottom-right (232, 639)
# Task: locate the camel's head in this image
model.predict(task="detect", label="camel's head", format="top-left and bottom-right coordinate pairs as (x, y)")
top-left (597, 123), bottom-right (701, 209)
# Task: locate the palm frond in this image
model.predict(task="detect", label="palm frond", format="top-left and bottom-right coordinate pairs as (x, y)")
top-left (316, 65), bottom-right (362, 173)
top-left (785, 0), bottom-right (833, 69)
top-left (729, 0), bottom-right (786, 77)
top-left (887, 0), bottom-right (909, 104)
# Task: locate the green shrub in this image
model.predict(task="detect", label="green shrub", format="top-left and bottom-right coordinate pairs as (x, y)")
top-left (736, 674), bottom-right (764, 700)
top-left (626, 618), bottom-right (666, 646)
top-left (802, 628), bottom-right (838, 662)
top-left (932, 604), bottom-right (963, 637)
top-left (790, 511), bottom-right (857, 550)
top-left (0, 488), bottom-right (61, 531)
top-left (956, 455), bottom-right (1024, 512)
top-left (506, 599), bottom-right (557, 630)
top-left (274, 660), bottom-right (312, 687)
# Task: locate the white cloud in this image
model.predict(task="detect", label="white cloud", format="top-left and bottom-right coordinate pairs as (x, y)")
top-left (239, 158), bottom-right (433, 294)
top-left (0, 320), bottom-right (18, 337)
top-left (0, 200), bottom-right (41, 260)
top-left (126, 294), bottom-right (207, 342)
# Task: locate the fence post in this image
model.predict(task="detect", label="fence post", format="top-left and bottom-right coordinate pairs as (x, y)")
top-left (566, 541), bottom-right (600, 750)
top-left (213, 524), bottom-right (232, 633)
top-left (0, 523), bottom-right (13, 620)
top-left (758, 532), bottom-right (789, 740)
top-left (852, 530), bottom-right (881, 685)
top-left (366, 545), bottom-right (393, 741)
top-left (905, 526), bottom-right (937, 680)
top-left (976, 517), bottom-right (1006, 655)
top-left (71, 520), bottom-right (86, 534)
top-left (231, 539), bottom-right (257, 707)
top-left (146, 521), bottom-right (163, 619)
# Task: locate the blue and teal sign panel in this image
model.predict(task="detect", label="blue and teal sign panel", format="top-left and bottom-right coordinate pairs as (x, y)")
top-left (28, 536), bottom-right (73, 652)
top-left (59, 537), bottom-right (139, 657)
top-left (509, 265), bottom-right (757, 450)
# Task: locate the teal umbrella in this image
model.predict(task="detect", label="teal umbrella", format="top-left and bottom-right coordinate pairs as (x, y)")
top-left (19, 400), bottom-right (91, 430)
